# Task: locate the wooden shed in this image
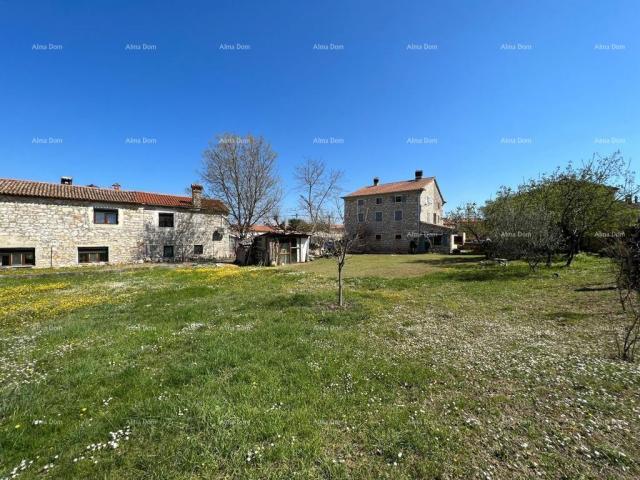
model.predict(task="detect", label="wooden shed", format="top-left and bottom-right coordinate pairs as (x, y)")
top-left (251, 232), bottom-right (310, 265)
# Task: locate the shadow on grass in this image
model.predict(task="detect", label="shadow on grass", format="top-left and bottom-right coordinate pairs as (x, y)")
top-left (265, 292), bottom-right (316, 308)
top-left (544, 311), bottom-right (591, 325)
top-left (575, 285), bottom-right (616, 292)
top-left (438, 268), bottom-right (532, 282)
top-left (406, 256), bottom-right (483, 267)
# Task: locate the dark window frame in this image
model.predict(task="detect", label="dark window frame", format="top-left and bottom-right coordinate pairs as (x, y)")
top-left (394, 210), bottom-right (403, 221)
top-left (0, 248), bottom-right (36, 267)
top-left (375, 197), bottom-right (382, 205)
top-left (159, 213), bottom-right (175, 228)
top-left (357, 212), bottom-right (364, 222)
top-left (78, 247), bottom-right (109, 264)
top-left (93, 208), bottom-right (118, 225)
top-left (395, 234), bottom-right (402, 240)
top-left (375, 211), bottom-right (383, 222)
top-left (395, 195), bottom-right (404, 203)
top-left (357, 199), bottom-right (364, 206)
top-left (375, 234), bottom-right (382, 241)
top-left (193, 245), bottom-right (204, 255)
top-left (163, 245), bottom-right (175, 258)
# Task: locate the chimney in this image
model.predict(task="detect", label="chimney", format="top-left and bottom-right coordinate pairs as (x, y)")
top-left (191, 183), bottom-right (203, 208)
top-left (112, 183), bottom-right (121, 191)
top-left (60, 176), bottom-right (73, 185)
top-left (415, 170), bottom-right (423, 180)
top-left (373, 177), bottom-right (379, 186)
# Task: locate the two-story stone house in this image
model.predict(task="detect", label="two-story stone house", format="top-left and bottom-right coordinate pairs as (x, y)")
top-left (0, 177), bottom-right (232, 268)
top-left (343, 170), bottom-right (462, 253)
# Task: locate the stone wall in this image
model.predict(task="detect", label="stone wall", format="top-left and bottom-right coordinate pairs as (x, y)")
top-left (344, 187), bottom-right (445, 253)
top-left (0, 196), bottom-right (232, 268)
top-left (140, 207), bottom-right (231, 262)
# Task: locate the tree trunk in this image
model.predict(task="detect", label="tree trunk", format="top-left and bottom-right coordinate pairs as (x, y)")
top-left (565, 237), bottom-right (578, 267)
top-left (338, 264), bottom-right (344, 307)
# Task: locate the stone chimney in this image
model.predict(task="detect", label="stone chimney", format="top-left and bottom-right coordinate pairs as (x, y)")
top-left (373, 177), bottom-right (380, 186)
top-left (415, 170), bottom-right (423, 180)
top-left (61, 176), bottom-right (73, 185)
top-left (112, 183), bottom-right (121, 191)
top-left (191, 184), bottom-right (203, 208)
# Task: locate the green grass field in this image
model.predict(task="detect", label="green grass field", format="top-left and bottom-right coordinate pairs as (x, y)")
top-left (1, 254), bottom-right (638, 479)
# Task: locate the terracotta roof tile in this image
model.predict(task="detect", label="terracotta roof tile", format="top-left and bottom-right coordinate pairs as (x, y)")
top-left (343, 177), bottom-right (435, 197)
top-left (0, 178), bottom-right (228, 214)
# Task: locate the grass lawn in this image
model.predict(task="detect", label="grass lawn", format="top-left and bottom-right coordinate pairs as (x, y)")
top-left (281, 253), bottom-right (483, 278)
top-left (1, 254), bottom-right (639, 479)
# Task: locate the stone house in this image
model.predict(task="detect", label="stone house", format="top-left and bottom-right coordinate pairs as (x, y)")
top-left (343, 170), bottom-right (463, 253)
top-left (0, 177), bottom-right (232, 268)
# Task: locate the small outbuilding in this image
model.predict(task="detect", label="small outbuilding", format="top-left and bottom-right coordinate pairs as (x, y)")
top-left (249, 232), bottom-right (310, 265)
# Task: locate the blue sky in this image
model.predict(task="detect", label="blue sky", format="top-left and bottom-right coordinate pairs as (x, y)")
top-left (1, 0), bottom-right (638, 218)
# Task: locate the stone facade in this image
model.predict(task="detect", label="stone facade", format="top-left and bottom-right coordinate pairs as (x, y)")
top-left (344, 176), bottom-right (456, 253)
top-left (0, 196), bottom-right (232, 268)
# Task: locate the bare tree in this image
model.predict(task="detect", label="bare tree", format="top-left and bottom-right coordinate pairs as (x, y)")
top-left (610, 228), bottom-right (640, 361)
top-left (485, 194), bottom-right (563, 270)
top-left (333, 201), bottom-right (368, 307)
top-left (294, 158), bottom-right (343, 235)
top-left (202, 133), bottom-right (282, 243)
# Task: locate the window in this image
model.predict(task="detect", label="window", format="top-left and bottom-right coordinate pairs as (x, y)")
top-left (212, 230), bottom-right (223, 241)
top-left (395, 195), bottom-right (403, 203)
top-left (78, 247), bottom-right (108, 264)
top-left (395, 234), bottom-right (402, 240)
top-left (93, 208), bottom-right (118, 225)
top-left (375, 234), bottom-right (382, 241)
top-left (433, 235), bottom-right (443, 246)
top-left (357, 199), bottom-right (364, 206)
top-left (394, 210), bottom-right (403, 221)
top-left (163, 246), bottom-right (174, 258)
top-left (375, 197), bottom-right (382, 205)
top-left (358, 213), bottom-right (364, 222)
top-left (159, 213), bottom-right (174, 227)
top-left (194, 245), bottom-right (204, 255)
top-left (433, 213), bottom-right (437, 224)
top-left (375, 211), bottom-right (383, 222)
top-left (0, 248), bottom-right (35, 267)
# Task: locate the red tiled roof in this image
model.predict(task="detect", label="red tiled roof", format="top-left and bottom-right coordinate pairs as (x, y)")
top-left (251, 225), bottom-right (277, 233)
top-left (0, 178), bottom-right (228, 214)
top-left (230, 224), bottom-right (278, 233)
top-left (343, 177), bottom-right (435, 197)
